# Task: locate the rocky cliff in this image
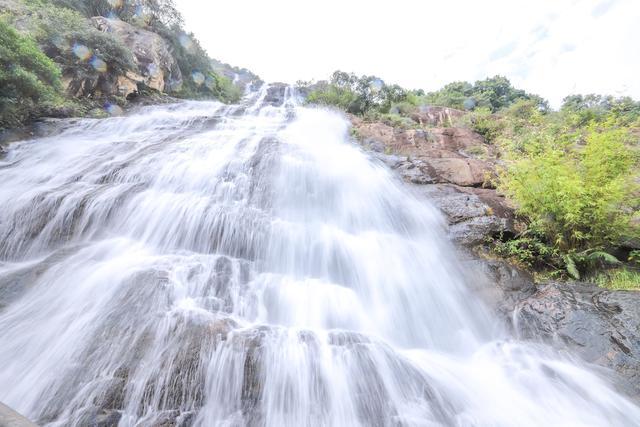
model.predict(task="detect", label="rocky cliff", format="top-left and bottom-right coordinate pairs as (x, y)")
top-left (346, 102), bottom-right (640, 401)
top-left (351, 106), bottom-right (515, 247)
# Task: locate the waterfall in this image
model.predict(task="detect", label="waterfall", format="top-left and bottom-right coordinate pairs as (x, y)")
top-left (0, 87), bottom-right (638, 426)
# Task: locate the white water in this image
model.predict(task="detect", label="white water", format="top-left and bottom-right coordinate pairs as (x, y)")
top-left (0, 87), bottom-right (638, 426)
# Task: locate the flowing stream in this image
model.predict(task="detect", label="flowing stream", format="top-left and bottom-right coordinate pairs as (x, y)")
top-left (0, 87), bottom-right (638, 426)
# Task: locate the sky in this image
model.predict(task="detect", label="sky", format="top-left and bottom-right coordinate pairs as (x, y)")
top-left (176, 0), bottom-right (640, 107)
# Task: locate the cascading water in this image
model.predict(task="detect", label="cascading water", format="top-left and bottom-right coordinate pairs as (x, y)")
top-left (0, 86), bottom-right (638, 427)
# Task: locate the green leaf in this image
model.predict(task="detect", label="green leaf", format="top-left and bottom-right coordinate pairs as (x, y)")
top-left (586, 251), bottom-right (621, 265)
top-left (564, 255), bottom-right (580, 280)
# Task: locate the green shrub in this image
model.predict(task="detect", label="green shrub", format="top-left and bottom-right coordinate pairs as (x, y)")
top-left (29, 4), bottom-right (135, 76)
top-left (499, 127), bottom-right (639, 277)
top-left (493, 233), bottom-right (561, 270)
top-left (467, 107), bottom-right (504, 142)
top-left (0, 19), bottom-right (62, 128)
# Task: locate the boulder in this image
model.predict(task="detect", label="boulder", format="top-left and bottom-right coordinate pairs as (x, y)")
top-left (263, 83), bottom-right (289, 106)
top-left (410, 183), bottom-right (516, 245)
top-left (515, 282), bottom-right (640, 397)
top-left (419, 157), bottom-right (492, 187)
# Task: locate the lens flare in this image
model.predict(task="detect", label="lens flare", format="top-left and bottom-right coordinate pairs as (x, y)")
top-left (72, 43), bottom-right (92, 61)
top-left (205, 75), bottom-right (217, 90)
top-left (370, 78), bottom-right (383, 92)
top-left (90, 57), bottom-right (107, 73)
top-left (147, 63), bottom-right (160, 77)
top-left (191, 71), bottom-right (205, 86)
top-left (51, 35), bottom-right (69, 51)
top-left (463, 98), bottom-right (477, 110)
top-left (178, 33), bottom-right (194, 50)
top-left (105, 104), bottom-right (123, 116)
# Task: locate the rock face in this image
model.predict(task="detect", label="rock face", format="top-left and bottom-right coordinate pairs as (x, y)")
top-left (353, 115), bottom-right (513, 245)
top-left (354, 118), bottom-right (497, 187)
top-left (352, 109), bottom-right (640, 400)
top-left (0, 402), bottom-right (37, 427)
top-left (60, 16), bottom-right (184, 99)
top-left (263, 83), bottom-right (289, 106)
top-left (409, 106), bottom-right (466, 127)
top-left (515, 282), bottom-right (640, 397)
top-left (90, 17), bottom-right (183, 97)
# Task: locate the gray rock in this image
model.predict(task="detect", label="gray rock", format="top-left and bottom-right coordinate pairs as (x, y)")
top-left (263, 83), bottom-right (288, 107)
top-left (515, 282), bottom-right (640, 397)
top-left (90, 17), bottom-right (183, 95)
top-left (0, 402), bottom-right (37, 427)
top-left (409, 183), bottom-right (515, 246)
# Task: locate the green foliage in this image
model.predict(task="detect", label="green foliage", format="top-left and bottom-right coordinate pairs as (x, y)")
top-left (14, 1), bottom-right (135, 78)
top-left (593, 268), bottom-right (640, 290)
top-left (424, 76), bottom-right (548, 113)
top-left (561, 94), bottom-right (640, 127)
top-left (0, 18), bottom-right (62, 128)
top-left (306, 71), bottom-right (408, 115)
top-left (18, 0), bottom-right (240, 103)
top-left (465, 107), bottom-right (504, 141)
top-left (498, 126), bottom-right (639, 277)
top-left (493, 233), bottom-right (561, 270)
top-left (50, 0), bottom-right (183, 29)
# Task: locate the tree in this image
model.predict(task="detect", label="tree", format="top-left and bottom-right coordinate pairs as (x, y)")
top-left (424, 76), bottom-right (548, 112)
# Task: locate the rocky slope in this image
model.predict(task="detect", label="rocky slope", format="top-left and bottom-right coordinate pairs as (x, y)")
top-left (351, 107), bottom-right (516, 247)
top-left (0, 0), bottom-right (262, 133)
top-left (348, 105), bottom-right (640, 400)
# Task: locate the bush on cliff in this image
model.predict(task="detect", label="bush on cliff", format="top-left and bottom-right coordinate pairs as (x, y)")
top-left (53, 0), bottom-right (240, 102)
top-left (32, 3), bottom-right (136, 75)
top-left (0, 19), bottom-right (62, 128)
top-left (497, 124), bottom-right (639, 279)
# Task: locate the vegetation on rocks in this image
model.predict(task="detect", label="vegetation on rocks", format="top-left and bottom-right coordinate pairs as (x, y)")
top-left (0, 0), bottom-right (246, 129)
top-left (305, 71), bottom-right (640, 289)
top-left (488, 97), bottom-right (639, 284)
top-left (305, 71), bottom-right (408, 116)
top-left (0, 18), bottom-right (62, 128)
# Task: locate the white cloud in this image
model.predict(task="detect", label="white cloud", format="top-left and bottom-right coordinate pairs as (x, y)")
top-left (176, 0), bottom-right (640, 107)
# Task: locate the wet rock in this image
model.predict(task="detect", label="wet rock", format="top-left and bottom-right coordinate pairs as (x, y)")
top-left (0, 118), bottom-right (83, 145)
top-left (410, 184), bottom-right (515, 246)
top-left (515, 282), bottom-right (640, 397)
top-left (328, 330), bottom-right (372, 346)
top-left (0, 401), bottom-right (37, 427)
top-left (351, 112), bottom-right (513, 247)
top-left (74, 406), bottom-right (122, 427)
top-left (263, 83), bottom-right (288, 106)
top-left (463, 258), bottom-right (537, 322)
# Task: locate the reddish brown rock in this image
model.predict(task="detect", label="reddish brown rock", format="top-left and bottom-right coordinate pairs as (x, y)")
top-left (409, 106), bottom-right (466, 127)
